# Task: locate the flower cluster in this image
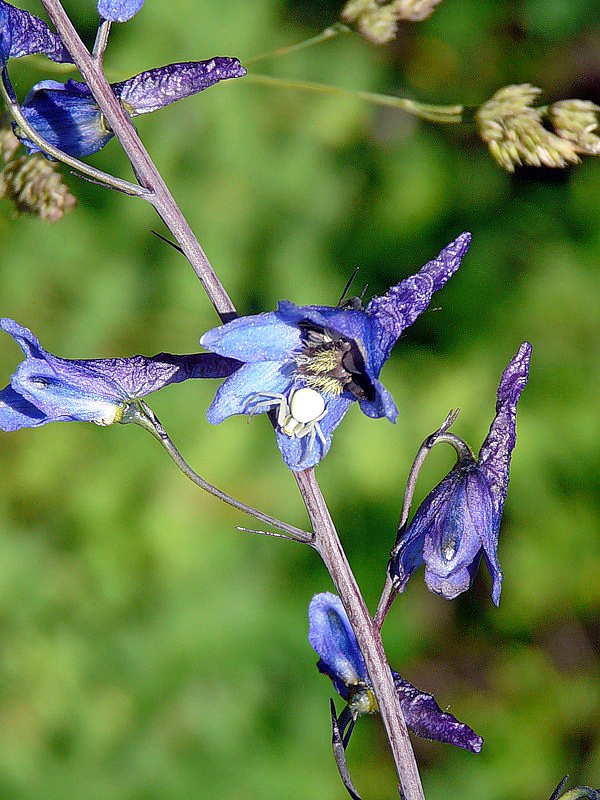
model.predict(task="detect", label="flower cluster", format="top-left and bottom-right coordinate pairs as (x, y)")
top-left (201, 233), bottom-right (471, 471)
top-left (308, 592), bottom-right (483, 752)
top-left (390, 342), bottom-right (531, 605)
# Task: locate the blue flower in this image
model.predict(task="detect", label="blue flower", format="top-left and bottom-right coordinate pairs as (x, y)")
top-left (97, 0), bottom-right (143, 23)
top-left (200, 233), bottom-right (472, 471)
top-left (389, 342), bottom-right (531, 605)
top-left (0, 1), bottom-right (71, 65)
top-left (0, 318), bottom-right (239, 431)
top-left (308, 592), bottom-right (483, 752)
top-left (18, 58), bottom-right (246, 157)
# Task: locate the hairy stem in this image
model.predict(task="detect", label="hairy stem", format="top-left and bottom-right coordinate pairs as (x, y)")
top-left (297, 468), bottom-right (425, 800)
top-left (40, 0), bottom-right (236, 321)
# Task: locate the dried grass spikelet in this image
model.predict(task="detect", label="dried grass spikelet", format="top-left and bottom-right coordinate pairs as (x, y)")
top-left (549, 99), bottom-right (600, 156)
top-left (391, 0), bottom-right (443, 22)
top-left (0, 118), bottom-right (76, 222)
top-left (342, 0), bottom-right (443, 44)
top-left (476, 84), bottom-right (582, 172)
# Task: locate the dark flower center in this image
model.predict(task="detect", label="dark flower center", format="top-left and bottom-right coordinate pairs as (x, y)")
top-left (294, 323), bottom-right (375, 401)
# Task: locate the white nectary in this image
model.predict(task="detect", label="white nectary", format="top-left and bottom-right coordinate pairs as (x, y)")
top-left (288, 387), bottom-right (326, 423)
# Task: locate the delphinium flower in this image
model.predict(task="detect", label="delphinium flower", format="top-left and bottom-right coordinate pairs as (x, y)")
top-left (200, 233), bottom-right (471, 471)
top-left (389, 342), bottom-right (531, 605)
top-left (308, 592), bottom-right (483, 752)
top-left (0, 318), bottom-right (239, 430)
top-left (17, 58), bottom-right (246, 158)
top-left (97, 0), bottom-right (144, 23)
top-left (0, 1), bottom-right (71, 65)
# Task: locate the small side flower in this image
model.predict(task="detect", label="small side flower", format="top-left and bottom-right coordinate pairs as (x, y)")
top-left (17, 58), bottom-right (247, 158)
top-left (390, 342), bottom-right (531, 605)
top-left (308, 592), bottom-right (483, 752)
top-left (0, 318), bottom-right (240, 430)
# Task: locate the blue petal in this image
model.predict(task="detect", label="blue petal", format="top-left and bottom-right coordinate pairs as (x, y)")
top-left (358, 377), bottom-right (398, 421)
top-left (20, 80), bottom-right (111, 157)
top-left (115, 58), bottom-right (246, 116)
top-left (0, 1), bottom-right (71, 63)
top-left (276, 395), bottom-right (352, 471)
top-left (97, 0), bottom-right (144, 22)
top-left (366, 233), bottom-right (471, 367)
top-left (12, 358), bottom-right (123, 424)
top-left (0, 385), bottom-right (48, 430)
top-left (0, 5), bottom-right (10, 65)
top-left (206, 360), bottom-right (291, 424)
top-left (308, 593), bottom-right (368, 694)
top-left (478, 342), bottom-right (532, 522)
top-left (201, 312), bottom-right (301, 362)
top-left (392, 672), bottom-right (483, 753)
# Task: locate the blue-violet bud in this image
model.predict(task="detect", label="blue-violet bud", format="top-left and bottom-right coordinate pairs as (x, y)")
top-left (390, 342), bottom-right (531, 605)
top-left (308, 592), bottom-right (483, 752)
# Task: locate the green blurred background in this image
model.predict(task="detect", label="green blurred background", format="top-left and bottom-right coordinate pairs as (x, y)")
top-left (1, 1), bottom-right (599, 798)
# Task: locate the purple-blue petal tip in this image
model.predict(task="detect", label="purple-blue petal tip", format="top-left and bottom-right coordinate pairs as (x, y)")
top-left (97, 0), bottom-right (144, 22)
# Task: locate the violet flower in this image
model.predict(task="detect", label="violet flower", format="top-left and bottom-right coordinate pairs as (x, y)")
top-left (0, 318), bottom-right (239, 430)
top-left (19, 58), bottom-right (246, 157)
top-left (308, 592), bottom-right (483, 753)
top-left (200, 233), bottom-right (472, 471)
top-left (390, 342), bottom-right (531, 605)
top-left (97, 0), bottom-right (143, 22)
top-left (0, 0), bottom-right (71, 65)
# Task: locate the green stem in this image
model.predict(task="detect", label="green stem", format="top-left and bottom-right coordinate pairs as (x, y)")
top-left (246, 73), bottom-right (464, 124)
top-left (245, 23), bottom-right (351, 65)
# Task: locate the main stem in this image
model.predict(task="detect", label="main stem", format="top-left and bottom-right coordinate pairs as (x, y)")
top-left (40, 0), bottom-right (236, 322)
top-left (297, 469), bottom-right (425, 800)
top-left (37, 5), bottom-right (424, 797)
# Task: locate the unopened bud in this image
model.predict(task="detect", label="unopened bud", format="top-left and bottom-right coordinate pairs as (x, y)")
top-left (341, 0), bottom-right (443, 44)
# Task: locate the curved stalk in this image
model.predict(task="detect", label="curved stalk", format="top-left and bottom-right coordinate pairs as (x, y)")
top-left (246, 73), bottom-right (464, 124)
top-left (130, 401), bottom-right (314, 545)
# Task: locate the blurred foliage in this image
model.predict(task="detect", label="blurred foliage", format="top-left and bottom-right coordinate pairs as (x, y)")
top-left (0, 1), bottom-right (599, 799)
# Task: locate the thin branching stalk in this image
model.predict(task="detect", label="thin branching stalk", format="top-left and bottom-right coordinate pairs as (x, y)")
top-left (131, 401), bottom-right (314, 544)
top-left (297, 468), bottom-right (425, 800)
top-left (40, 0), bottom-right (236, 321)
top-left (246, 73), bottom-right (464, 124)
